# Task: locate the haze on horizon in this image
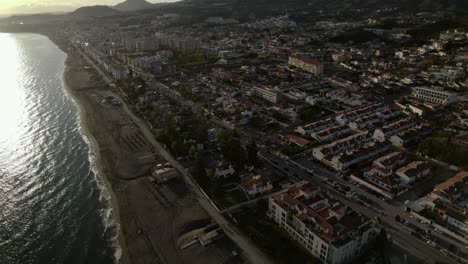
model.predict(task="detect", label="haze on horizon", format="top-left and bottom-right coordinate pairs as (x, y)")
top-left (0, 0), bottom-right (179, 15)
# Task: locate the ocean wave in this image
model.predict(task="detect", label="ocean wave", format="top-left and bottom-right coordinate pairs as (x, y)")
top-left (70, 95), bottom-right (122, 264)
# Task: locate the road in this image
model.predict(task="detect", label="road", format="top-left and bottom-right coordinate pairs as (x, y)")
top-left (140, 67), bottom-right (466, 264)
top-left (141, 68), bottom-right (467, 263)
top-left (77, 44), bottom-right (465, 263)
top-left (75, 44), bottom-right (272, 264)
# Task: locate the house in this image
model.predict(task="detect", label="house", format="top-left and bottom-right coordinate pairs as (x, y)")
top-left (430, 171), bottom-right (468, 206)
top-left (284, 134), bottom-right (311, 148)
top-left (296, 117), bottom-right (337, 136)
top-left (373, 117), bottom-right (416, 142)
top-left (240, 174), bottom-right (273, 197)
top-left (363, 167), bottom-right (401, 193)
top-left (395, 161), bottom-right (431, 185)
top-left (422, 171), bottom-right (468, 235)
top-left (390, 124), bottom-right (432, 147)
top-left (214, 161), bottom-right (236, 178)
top-left (373, 151), bottom-right (406, 170)
top-left (434, 203), bottom-right (467, 235)
top-left (329, 141), bottom-right (391, 172)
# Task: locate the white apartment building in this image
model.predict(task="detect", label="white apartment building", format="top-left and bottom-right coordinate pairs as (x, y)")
top-left (411, 86), bottom-right (459, 105)
top-left (269, 182), bottom-right (379, 264)
top-left (254, 86), bottom-right (283, 103)
top-left (289, 56), bottom-right (324, 76)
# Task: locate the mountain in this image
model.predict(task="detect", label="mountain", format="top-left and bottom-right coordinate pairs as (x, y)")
top-left (114, 0), bottom-right (155, 12)
top-left (70, 5), bottom-right (121, 17)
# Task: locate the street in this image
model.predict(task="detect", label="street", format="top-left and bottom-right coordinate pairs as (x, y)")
top-left (258, 150), bottom-right (466, 264)
top-left (77, 42), bottom-right (465, 264)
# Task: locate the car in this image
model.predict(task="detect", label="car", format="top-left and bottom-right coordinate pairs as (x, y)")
top-left (427, 241), bottom-right (438, 248)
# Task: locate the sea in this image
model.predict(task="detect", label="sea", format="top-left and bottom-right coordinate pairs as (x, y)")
top-left (0, 33), bottom-right (118, 264)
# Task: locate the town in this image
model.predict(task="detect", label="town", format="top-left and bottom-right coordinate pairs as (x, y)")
top-left (2, 1), bottom-right (467, 263)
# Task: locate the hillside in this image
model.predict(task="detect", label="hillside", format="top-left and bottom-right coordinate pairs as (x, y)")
top-left (70, 5), bottom-right (121, 17)
top-left (115, 0), bottom-right (155, 12)
top-left (156, 0), bottom-right (468, 19)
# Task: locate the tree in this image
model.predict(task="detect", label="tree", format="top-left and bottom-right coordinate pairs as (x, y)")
top-left (224, 139), bottom-right (246, 167)
top-left (246, 137), bottom-right (258, 163)
top-left (376, 228), bottom-right (388, 248)
top-left (194, 119), bottom-right (209, 143)
top-left (194, 153), bottom-right (209, 188)
top-left (216, 128), bottom-right (231, 143)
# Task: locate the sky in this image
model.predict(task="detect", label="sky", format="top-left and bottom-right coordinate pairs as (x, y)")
top-left (0, 0), bottom-right (177, 15)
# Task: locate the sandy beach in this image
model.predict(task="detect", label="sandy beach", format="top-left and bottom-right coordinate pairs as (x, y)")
top-left (46, 35), bottom-right (247, 264)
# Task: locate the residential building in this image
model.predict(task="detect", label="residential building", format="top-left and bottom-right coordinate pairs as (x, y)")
top-left (330, 141), bottom-right (391, 172)
top-left (284, 134), bottom-right (311, 148)
top-left (373, 151), bottom-right (406, 170)
top-left (363, 167), bottom-right (401, 193)
top-left (214, 161), bottom-right (236, 178)
top-left (423, 171), bottom-right (468, 235)
top-left (254, 86), bottom-right (283, 103)
top-left (411, 86), bottom-right (459, 105)
top-left (430, 171), bottom-right (468, 206)
top-left (373, 117), bottom-right (416, 142)
top-left (269, 182), bottom-right (379, 264)
top-left (240, 174), bottom-right (273, 197)
top-left (289, 56), bottom-right (324, 76)
top-left (311, 124), bottom-right (351, 142)
top-left (389, 124), bottom-right (432, 147)
top-left (296, 117), bottom-right (337, 136)
top-left (395, 161), bottom-right (431, 185)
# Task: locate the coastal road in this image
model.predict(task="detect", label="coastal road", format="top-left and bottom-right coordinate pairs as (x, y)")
top-left (73, 43), bottom-right (272, 264)
top-left (73, 43), bottom-right (463, 264)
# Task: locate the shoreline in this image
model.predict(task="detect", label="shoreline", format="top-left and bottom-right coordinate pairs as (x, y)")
top-left (39, 32), bottom-right (245, 264)
top-left (54, 36), bottom-right (129, 264)
top-left (63, 62), bottom-right (127, 264)
top-left (54, 38), bottom-right (128, 263)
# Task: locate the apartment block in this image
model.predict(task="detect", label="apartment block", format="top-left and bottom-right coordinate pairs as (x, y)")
top-left (269, 182), bottom-right (379, 264)
top-left (254, 86), bottom-right (283, 103)
top-left (411, 86), bottom-right (458, 105)
top-left (289, 56), bottom-right (324, 76)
